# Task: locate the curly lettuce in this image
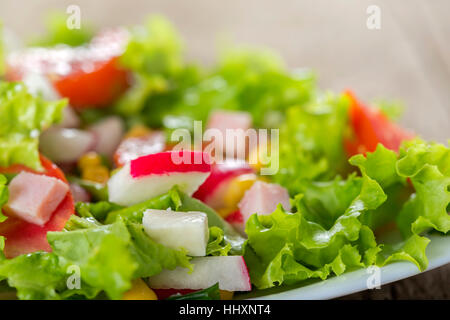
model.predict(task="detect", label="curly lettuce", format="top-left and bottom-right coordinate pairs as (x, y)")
top-left (0, 81), bottom-right (67, 170)
top-left (166, 47), bottom-right (315, 130)
top-left (245, 140), bottom-right (449, 289)
top-left (274, 93), bottom-right (350, 195)
top-left (206, 226), bottom-right (232, 256)
top-left (0, 215), bottom-right (192, 300)
top-left (115, 17), bottom-right (315, 130)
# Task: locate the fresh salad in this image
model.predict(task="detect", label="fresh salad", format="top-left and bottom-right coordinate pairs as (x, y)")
top-left (0, 14), bottom-right (448, 300)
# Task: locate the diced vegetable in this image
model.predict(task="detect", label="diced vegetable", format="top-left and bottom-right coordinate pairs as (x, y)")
top-left (142, 209), bottom-right (209, 256)
top-left (148, 256), bottom-right (251, 292)
top-left (108, 151), bottom-right (211, 206)
top-left (39, 128), bottom-right (96, 164)
top-left (4, 171), bottom-right (69, 226)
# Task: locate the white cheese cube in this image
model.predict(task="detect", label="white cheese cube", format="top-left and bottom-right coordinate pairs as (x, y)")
top-left (142, 209), bottom-right (209, 256)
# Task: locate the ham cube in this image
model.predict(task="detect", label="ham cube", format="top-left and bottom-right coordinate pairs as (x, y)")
top-left (4, 172), bottom-right (69, 226)
top-left (206, 110), bottom-right (253, 158)
top-left (238, 181), bottom-right (291, 223)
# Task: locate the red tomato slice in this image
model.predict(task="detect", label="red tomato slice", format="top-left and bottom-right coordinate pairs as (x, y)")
top-left (344, 90), bottom-right (415, 156)
top-left (6, 28), bottom-right (130, 109)
top-left (0, 155), bottom-right (75, 258)
top-left (53, 57), bottom-right (129, 109)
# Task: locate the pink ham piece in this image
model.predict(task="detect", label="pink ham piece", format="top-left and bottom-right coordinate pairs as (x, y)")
top-left (4, 171), bottom-right (69, 226)
top-left (206, 110), bottom-right (253, 158)
top-left (236, 181), bottom-right (291, 233)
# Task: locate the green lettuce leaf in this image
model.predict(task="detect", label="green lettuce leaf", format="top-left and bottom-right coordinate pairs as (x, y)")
top-left (120, 15), bottom-right (182, 76)
top-left (0, 252), bottom-right (69, 300)
top-left (0, 81), bottom-right (67, 170)
top-left (166, 48), bottom-right (315, 130)
top-left (377, 234), bottom-right (430, 271)
top-left (75, 201), bottom-right (123, 223)
top-left (274, 93), bottom-right (350, 195)
top-left (105, 188), bottom-right (181, 224)
top-left (244, 206), bottom-right (378, 289)
top-left (351, 141), bottom-right (450, 237)
top-left (116, 21), bottom-right (315, 130)
top-left (47, 217), bottom-right (191, 299)
top-left (396, 140), bottom-right (450, 237)
top-left (47, 219), bottom-right (137, 299)
top-left (245, 170), bottom-right (386, 289)
top-left (0, 213), bottom-right (192, 300)
top-left (206, 226), bottom-right (231, 256)
top-left (349, 144), bottom-right (413, 230)
top-left (244, 144), bottom-right (442, 289)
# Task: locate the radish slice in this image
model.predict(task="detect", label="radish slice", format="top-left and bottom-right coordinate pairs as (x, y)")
top-left (88, 116), bottom-right (125, 158)
top-left (39, 128), bottom-right (95, 164)
top-left (143, 209), bottom-right (209, 256)
top-left (113, 131), bottom-right (166, 167)
top-left (148, 256), bottom-right (251, 292)
top-left (193, 159), bottom-right (253, 208)
top-left (108, 151), bottom-right (211, 206)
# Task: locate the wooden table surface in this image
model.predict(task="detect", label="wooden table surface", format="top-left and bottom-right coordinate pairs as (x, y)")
top-left (1, 0), bottom-right (449, 299)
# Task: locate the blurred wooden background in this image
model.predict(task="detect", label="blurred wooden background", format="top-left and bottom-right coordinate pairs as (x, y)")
top-left (0, 0), bottom-right (449, 299)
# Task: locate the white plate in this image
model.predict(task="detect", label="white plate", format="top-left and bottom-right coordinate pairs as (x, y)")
top-left (237, 233), bottom-right (450, 300)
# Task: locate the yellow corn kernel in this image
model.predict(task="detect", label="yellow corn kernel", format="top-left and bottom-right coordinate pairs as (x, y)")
top-left (78, 152), bottom-right (102, 170)
top-left (220, 290), bottom-right (234, 300)
top-left (223, 173), bottom-right (258, 209)
top-left (82, 166), bottom-right (110, 184)
top-left (122, 279), bottom-right (158, 300)
top-left (125, 125), bottom-right (151, 139)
